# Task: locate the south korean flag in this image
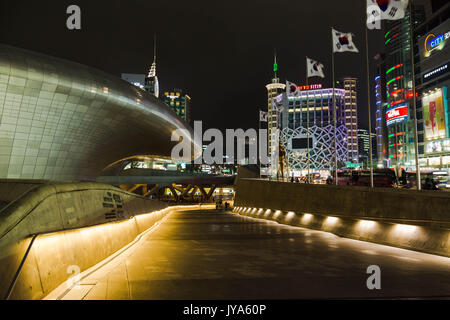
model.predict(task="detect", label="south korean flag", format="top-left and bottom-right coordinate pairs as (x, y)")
top-left (286, 80), bottom-right (301, 97)
top-left (260, 110), bottom-right (268, 122)
top-left (367, 0), bottom-right (408, 29)
top-left (307, 57), bottom-right (325, 78)
top-left (332, 29), bottom-right (359, 53)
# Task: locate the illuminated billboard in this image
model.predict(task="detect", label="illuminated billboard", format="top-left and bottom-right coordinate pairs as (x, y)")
top-left (422, 88), bottom-right (446, 141)
top-left (425, 139), bottom-right (450, 154)
top-left (419, 19), bottom-right (450, 59)
top-left (386, 104), bottom-right (407, 126)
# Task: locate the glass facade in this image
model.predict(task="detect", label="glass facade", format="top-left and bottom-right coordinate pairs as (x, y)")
top-left (384, 4), bottom-right (426, 169)
top-left (385, 12), bottom-right (414, 167)
top-left (285, 89), bottom-right (346, 129)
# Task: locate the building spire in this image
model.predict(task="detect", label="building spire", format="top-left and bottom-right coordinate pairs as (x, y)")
top-left (148, 34), bottom-right (157, 78)
top-left (273, 49), bottom-right (278, 79)
top-left (153, 34), bottom-right (157, 63)
top-left (146, 34), bottom-right (159, 98)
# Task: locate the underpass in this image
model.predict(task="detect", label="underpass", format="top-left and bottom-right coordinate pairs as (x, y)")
top-left (46, 207), bottom-right (450, 300)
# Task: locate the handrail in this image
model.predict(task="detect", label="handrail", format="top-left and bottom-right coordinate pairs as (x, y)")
top-left (5, 234), bottom-right (38, 300)
top-left (0, 182), bottom-right (157, 241)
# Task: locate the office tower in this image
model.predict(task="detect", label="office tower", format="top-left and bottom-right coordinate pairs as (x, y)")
top-left (163, 89), bottom-right (191, 124)
top-left (343, 78), bottom-right (359, 162)
top-left (279, 84), bottom-right (348, 173)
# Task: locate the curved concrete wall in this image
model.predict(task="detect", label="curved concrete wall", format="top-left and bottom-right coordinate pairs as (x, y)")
top-left (0, 181), bottom-right (172, 300)
top-left (235, 179), bottom-right (450, 227)
top-left (234, 179), bottom-right (450, 257)
top-left (0, 179), bottom-right (44, 210)
top-left (0, 44), bottom-right (199, 180)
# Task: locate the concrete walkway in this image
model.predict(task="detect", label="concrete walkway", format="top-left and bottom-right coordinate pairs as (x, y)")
top-left (46, 208), bottom-right (450, 299)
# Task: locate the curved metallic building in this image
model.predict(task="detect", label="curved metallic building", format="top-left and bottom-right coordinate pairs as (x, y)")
top-left (0, 44), bottom-right (198, 180)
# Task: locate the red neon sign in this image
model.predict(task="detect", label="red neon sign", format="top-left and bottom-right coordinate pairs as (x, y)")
top-left (297, 84), bottom-right (322, 91)
top-left (390, 99), bottom-right (405, 107)
top-left (405, 91), bottom-right (419, 99)
top-left (390, 89), bottom-right (404, 96)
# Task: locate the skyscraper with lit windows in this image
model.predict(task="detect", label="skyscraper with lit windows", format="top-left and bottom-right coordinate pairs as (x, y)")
top-left (383, 2), bottom-right (426, 168)
top-left (265, 53), bottom-right (286, 156)
top-left (374, 53), bottom-right (388, 167)
top-left (163, 89), bottom-right (191, 124)
top-left (342, 78), bottom-right (358, 162)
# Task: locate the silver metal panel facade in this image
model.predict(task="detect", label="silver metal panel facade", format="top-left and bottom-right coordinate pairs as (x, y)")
top-left (0, 44), bottom-right (195, 180)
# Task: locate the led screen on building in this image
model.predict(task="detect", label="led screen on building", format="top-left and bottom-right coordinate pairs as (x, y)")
top-left (422, 88), bottom-right (446, 141)
top-left (386, 104), bottom-right (407, 126)
top-left (292, 137), bottom-right (314, 149)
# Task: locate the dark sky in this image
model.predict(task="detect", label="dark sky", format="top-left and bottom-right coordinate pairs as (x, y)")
top-left (0, 0), bottom-right (385, 132)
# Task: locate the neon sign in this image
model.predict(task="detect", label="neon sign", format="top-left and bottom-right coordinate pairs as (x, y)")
top-left (386, 105), bottom-right (408, 126)
top-left (424, 30), bottom-right (449, 56)
top-left (423, 63), bottom-right (448, 81)
top-left (297, 84), bottom-right (322, 91)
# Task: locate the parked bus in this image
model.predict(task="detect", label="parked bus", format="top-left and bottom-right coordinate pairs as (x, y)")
top-left (334, 169), bottom-right (398, 188)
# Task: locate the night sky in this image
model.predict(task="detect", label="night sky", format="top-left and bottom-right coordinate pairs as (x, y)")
top-left (0, 0), bottom-right (386, 132)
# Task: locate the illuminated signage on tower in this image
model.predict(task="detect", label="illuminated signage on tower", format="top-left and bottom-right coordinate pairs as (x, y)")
top-left (297, 84), bottom-right (322, 91)
top-left (419, 19), bottom-right (450, 59)
top-left (424, 32), bottom-right (449, 54)
top-left (386, 104), bottom-right (408, 126)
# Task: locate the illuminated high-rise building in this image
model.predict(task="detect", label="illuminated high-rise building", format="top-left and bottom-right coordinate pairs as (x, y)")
top-left (374, 53), bottom-right (388, 167)
top-left (414, 1), bottom-right (450, 172)
top-left (279, 84), bottom-right (348, 172)
top-left (163, 89), bottom-right (191, 124)
top-left (383, 2), bottom-right (427, 168)
top-left (358, 128), bottom-right (377, 166)
top-left (342, 78), bottom-right (359, 162)
top-left (265, 52), bottom-right (286, 156)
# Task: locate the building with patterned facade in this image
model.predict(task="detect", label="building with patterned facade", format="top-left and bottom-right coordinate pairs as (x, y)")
top-left (279, 85), bottom-right (348, 172)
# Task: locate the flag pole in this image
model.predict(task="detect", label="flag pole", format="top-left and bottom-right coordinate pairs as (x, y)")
top-left (259, 110), bottom-right (261, 179)
top-left (408, 2), bottom-right (421, 190)
top-left (365, 21), bottom-right (374, 188)
top-left (306, 59), bottom-right (311, 184)
top-left (331, 30), bottom-right (338, 185)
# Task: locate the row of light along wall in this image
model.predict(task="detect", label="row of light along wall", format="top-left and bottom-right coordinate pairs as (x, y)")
top-left (232, 207), bottom-right (419, 235)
